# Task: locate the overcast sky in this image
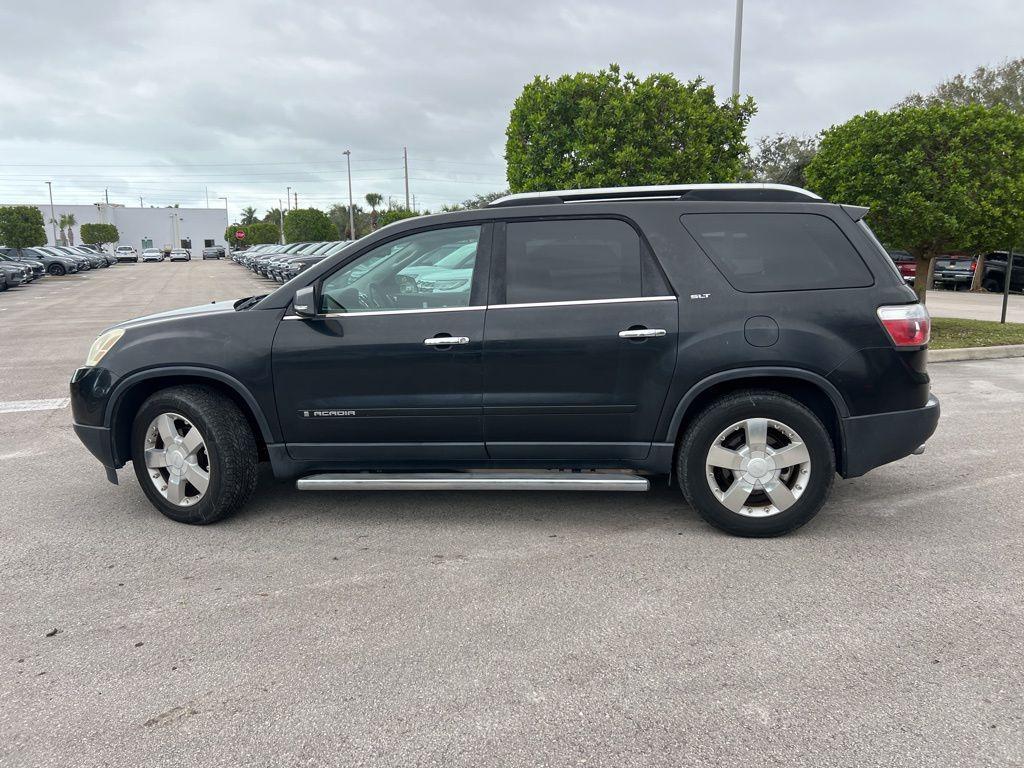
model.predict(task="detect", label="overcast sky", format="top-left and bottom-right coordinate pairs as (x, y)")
top-left (0, 1), bottom-right (1021, 218)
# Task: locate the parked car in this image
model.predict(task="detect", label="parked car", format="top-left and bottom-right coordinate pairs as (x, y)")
top-left (0, 259), bottom-right (30, 288)
top-left (71, 183), bottom-right (939, 537)
top-left (202, 246), bottom-right (225, 260)
top-left (2, 246), bottom-right (79, 275)
top-left (979, 251), bottom-right (1024, 293)
top-left (932, 255), bottom-right (976, 290)
top-left (0, 269), bottom-right (7, 291)
top-left (887, 249), bottom-right (916, 284)
top-left (0, 252), bottom-right (44, 281)
top-left (52, 246), bottom-right (106, 269)
top-left (141, 248), bottom-right (164, 262)
top-left (38, 246), bottom-right (91, 271)
top-left (169, 248), bottom-right (191, 262)
top-left (115, 245), bottom-right (139, 263)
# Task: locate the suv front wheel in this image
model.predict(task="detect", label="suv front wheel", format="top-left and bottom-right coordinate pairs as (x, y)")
top-left (131, 385), bottom-right (258, 524)
top-left (678, 390), bottom-right (835, 537)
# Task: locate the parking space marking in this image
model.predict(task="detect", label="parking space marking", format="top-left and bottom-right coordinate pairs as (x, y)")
top-left (0, 398), bottom-right (70, 414)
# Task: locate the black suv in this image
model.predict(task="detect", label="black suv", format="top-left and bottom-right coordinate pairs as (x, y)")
top-left (70, 184), bottom-right (939, 537)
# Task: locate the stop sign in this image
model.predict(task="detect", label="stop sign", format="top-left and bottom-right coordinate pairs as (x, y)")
top-left (235, 230), bottom-right (245, 240)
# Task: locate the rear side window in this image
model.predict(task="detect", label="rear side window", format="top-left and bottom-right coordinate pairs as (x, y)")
top-left (505, 219), bottom-right (642, 303)
top-left (682, 212), bottom-right (873, 292)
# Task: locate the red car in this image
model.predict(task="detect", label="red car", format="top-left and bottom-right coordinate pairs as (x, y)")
top-left (888, 250), bottom-right (916, 284)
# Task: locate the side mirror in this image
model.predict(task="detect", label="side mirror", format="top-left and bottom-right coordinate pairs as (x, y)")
top-left (292, 285), bottom-right (318, 318)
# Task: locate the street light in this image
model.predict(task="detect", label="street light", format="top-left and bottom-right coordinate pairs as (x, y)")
top-left (45, 181), bottom-right (58, 245)
top-left (286, 186), bottom-right (291, 211)
top-left (343, 150), bottom-right (355, 239)
top-left (731, 0), bottom-right (744, 97)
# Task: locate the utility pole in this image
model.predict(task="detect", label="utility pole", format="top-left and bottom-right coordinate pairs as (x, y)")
top-left (293, 191), bottom-right (298, 209)
top-left (278, 198), bottom-right (285, 244)
top-left (287, 186), bottom-right (292, 211)
top-left (205, 186), bottom-right (210, 208)
top-left (731, 0), bottom-right (744, 97)
top-left (412, 194), bottom-right (417, 213)
top-left (343, 150), bottom-right (355, 240)
top-left (139, 196), bottom-right (144, 208)
top-left (46, 181), bottom-right (58, 245)
top-left (105, 188), bottom-right (109, 204)
top-left (1002, 247), bottom-right (1015, 324)
top-left (403, 146), bottom-right (410, 210)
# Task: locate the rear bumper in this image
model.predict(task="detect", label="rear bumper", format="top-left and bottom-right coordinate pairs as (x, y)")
top-left (841, 395), bottom-right (940, 478)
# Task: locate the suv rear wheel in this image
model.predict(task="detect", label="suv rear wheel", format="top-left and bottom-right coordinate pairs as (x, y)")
top-left (131, 385), bottom-right (258, 524)
top-left (678, 390), bottom-right (835, 537)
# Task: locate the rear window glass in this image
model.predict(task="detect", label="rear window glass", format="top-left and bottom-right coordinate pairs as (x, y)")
top-left (681, 213), bottom-right (873, 292)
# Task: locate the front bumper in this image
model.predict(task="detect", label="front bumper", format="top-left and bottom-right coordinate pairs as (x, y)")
top-left (841, 395), bottom-right (940, 478)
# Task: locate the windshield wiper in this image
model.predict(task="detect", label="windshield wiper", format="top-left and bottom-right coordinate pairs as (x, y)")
top-left (234, 295), bottom-right (267, 311)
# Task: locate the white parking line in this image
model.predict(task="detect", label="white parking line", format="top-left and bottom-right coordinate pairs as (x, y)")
top-left (0, 398), bottom-right (70, 414)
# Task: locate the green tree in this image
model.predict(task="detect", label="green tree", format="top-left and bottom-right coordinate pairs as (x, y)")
top-left (80, 222), bottom-right (120, 248)
top-left (328, 203), bottom-right (371, 239)
top-left (505, 63), bottom-right (755, 193)
top-left (240, 206), bottom-right (258, 225)
top-left (805, 104), bottom-right (1024, 304)
top-left (442, 190), bottom-right (510, 212)
top-left (897, 57), bottom-right (1024, 290)
top-left (263, 207), bottom-right (284, 225)
top-left (365, 192), bottom-right (384, 230)
top-left (744, 133), bottom-right (819, 187)
top-left (283, 208), bottom-right (338, 243)
top-left (898, 57), bottom-right (1024, 114)
top-left (377, 207), bottom-right (424, 228)
top-left (0, 205), bottom-right (48, 248)
top-left (64, 213), bottom-right (77, 245)
top-left (224, 221), bottom-right (281, 246)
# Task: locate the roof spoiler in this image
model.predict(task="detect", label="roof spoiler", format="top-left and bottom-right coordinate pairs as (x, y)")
top-left (841, 204), bottom-right (869, 222)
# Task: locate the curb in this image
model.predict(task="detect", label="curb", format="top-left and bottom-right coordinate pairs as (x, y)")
top-left (930, 344), bottom-right (1024, 363)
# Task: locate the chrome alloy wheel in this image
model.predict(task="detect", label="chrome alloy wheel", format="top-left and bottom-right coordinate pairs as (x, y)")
top-left (705, 418), bottom-right (811, 518)
top-left (143, 413), bottom-right (211, 506)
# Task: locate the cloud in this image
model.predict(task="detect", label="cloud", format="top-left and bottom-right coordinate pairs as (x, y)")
top-left (0, 0), bottom-right (1021, 213)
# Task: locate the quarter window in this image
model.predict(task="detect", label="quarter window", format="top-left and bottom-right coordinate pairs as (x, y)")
top-left (505, 219), bottom-right (642, 303)
top-left (320, 225), bottom-right (481, 313)
top-left (682, 213), bottom-right (873, 292)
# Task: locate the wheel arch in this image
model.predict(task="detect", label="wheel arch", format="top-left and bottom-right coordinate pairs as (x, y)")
top-left (106, 367), bottom-right (274, 465)
top-left (665, 368), bottom-right (850, 473)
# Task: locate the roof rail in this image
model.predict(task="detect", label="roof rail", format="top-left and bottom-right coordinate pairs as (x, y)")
top-left (488, 183), bottom-right (822, 207)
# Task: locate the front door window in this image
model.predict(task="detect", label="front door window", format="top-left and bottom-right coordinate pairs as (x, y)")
top-left (319, 225), bottom-right (482, 314)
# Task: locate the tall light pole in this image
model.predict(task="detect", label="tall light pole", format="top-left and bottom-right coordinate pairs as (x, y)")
top-left (286, 186), bottom-right (292, 211)
top-left (403, 146), bottom-right (410, 210)
top-left (45, 181), bottom-right (58, 245)
top-left (343, 150), bottom-right (355, 239)
top-left (731, 0), bottom-right (744, 97)
top-left (278, 198), bottom-right (285, 244)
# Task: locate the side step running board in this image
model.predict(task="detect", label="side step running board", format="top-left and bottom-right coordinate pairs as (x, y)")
top-left (296, 471), bottom-right (649, 492)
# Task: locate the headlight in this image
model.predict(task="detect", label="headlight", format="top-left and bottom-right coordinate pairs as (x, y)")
top-left (85, 329), bottom-right (125, 366)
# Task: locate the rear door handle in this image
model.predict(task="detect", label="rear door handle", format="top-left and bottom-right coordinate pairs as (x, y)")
top-left (424, 336), bottom-right (470, 346)
top-left (618, 328), bottom-right (666, 339)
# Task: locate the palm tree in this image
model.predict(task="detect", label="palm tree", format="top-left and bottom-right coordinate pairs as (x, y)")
top-left (62, 213), bottom-right (77, 245)
top-left (240, 206), bottom-right (258, 225)
top-left (365, 193), bottom-right (384, 230)
top-left (50, 217), bottom-right (62, 245)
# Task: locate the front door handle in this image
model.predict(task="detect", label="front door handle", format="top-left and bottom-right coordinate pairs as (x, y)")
top-left (424, 336), bottom-right (470, 346)
top-left (618, 328), bottom-right (666, 339)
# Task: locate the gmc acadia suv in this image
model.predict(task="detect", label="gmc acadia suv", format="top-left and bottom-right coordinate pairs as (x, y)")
top-left (70, 184), bottom-right (939, 537)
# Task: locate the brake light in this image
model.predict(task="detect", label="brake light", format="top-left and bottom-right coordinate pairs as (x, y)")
top-left (877, 304), bottom-right (931, 347)
top-left (971, 260), bottom-right (977, 271)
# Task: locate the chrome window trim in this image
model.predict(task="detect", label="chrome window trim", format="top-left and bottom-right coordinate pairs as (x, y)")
top-left (281, 295), bottom-right (677, 320)
top-left (488, 295), bottom-right (676, 310)
top-left (283, 305), bottom-right (486, 320)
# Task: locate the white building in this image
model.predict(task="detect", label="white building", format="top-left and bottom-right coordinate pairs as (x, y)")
top-left (24, 203), bottom-right (230, 254)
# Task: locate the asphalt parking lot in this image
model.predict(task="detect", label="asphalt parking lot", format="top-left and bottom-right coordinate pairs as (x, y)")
top-left (1, 261), bottom-right (1022, 767)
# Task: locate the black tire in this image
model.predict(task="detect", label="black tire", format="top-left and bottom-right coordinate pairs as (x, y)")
top-left (131, 385), bottom-right (258, 524)
top-left (677, 390), bottom-right (835, 537)
top-left (48, 264), bottom-right (66, 276)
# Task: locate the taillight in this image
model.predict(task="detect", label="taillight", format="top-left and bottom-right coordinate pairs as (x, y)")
top-left (877, 304), bottom-right (931, 347)
top-left (970, 260), bottom-right (977, 271)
